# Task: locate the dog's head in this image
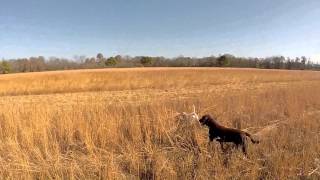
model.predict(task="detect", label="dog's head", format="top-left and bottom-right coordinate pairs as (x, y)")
top-left (199, 114), bottom-right (212, 126)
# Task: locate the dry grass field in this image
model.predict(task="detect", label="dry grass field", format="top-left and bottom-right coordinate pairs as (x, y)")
top-left (0, 67), bottom-right (320, 179)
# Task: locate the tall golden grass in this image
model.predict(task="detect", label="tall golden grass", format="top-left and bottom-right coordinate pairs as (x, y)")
top-left (0, 68), bottom-right (319, 179)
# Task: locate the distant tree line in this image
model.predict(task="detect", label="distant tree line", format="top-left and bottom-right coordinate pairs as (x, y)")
top-left (0, 53), bottom-right (319, 74)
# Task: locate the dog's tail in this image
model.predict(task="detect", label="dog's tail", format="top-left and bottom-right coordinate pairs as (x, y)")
top-left (245, 132), bottom-right (260, 144)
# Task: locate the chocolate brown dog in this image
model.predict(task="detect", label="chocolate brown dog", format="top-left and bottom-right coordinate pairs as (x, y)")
top-left (199, 114), bottom-right (259, 155)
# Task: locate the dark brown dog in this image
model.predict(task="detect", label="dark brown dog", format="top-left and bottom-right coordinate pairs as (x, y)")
top-left (199, 114), bottom-right (259, 155)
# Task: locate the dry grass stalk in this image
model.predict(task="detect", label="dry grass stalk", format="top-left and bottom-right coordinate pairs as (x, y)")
top-left (0, 68), bottom-right (319, 179)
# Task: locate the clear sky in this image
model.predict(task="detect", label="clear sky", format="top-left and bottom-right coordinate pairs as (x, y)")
top-left (1, 0), bottom-right (319, 62)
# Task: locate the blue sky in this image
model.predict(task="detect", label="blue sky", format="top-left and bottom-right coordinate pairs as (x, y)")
top-left (0, 0), bottom-right (320, 62)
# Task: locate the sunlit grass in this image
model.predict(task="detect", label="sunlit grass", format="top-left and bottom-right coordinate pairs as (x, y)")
top-left (0, 68), bottom-right (319, 179)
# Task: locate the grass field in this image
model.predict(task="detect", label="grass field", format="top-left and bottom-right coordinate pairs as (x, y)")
top-left (0, 68), bottom-right (320, 179)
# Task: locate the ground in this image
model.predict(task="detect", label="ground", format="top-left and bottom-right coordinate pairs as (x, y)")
top-left (0, 68), bottom-right (319, 179)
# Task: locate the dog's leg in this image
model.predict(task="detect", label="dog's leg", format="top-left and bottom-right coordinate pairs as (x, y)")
top-left (235, 143), bottom-right (239, 149)
top-left (241, 136), bottom-right (248, 157)
top-left (220, 141), bottom-right (224, 151)
top-left (218, 140), bottom-right (228, 153)
top-left (242, 144), bottom-right (248, 156)
top-left (209, 134), bottom-right (215, 142)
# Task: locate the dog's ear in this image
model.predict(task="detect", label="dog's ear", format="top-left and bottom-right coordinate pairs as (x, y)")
top-left (201, 115), bottom-right (208, 120)
top-left (204, 114), bottom-right (213, 123)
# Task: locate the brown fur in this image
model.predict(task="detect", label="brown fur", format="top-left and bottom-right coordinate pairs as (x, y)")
top-left (199, 114), bottom-right (259, 155)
